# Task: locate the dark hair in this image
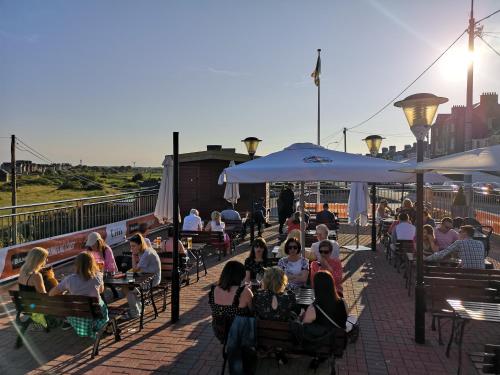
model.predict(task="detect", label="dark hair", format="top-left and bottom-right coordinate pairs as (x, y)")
top-left (313, 271), bottom-right (341, 307)
top-left (423, 224), bottom-right (434, 236)
top-left (441, 217), bottom-right (453, 225)
top-left (138, 223), bottom-right (149, 235)
top-left (292, 212), bottom-right (300, 224)
top-left (318, 240), bottom-right (333, 253)
top-left (452, 217), bottom-right (464, 229)
top-left (284, 237), bottom-right (301, 255)
top-left (323, 203), bottom-right (329, 210)
top-left (218, 261), bottom-right (246, 291)
top-left (460, 225), bottom-right (474, 238)
top-left (250, 237), bottom-right (268, 260)
top-left (398, 212), bottom-right (409, 222)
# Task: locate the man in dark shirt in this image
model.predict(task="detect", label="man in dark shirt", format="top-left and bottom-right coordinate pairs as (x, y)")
top-left (278, 184), bottom-right (295, 234)
top-left (315, 203), bottom-right (338, 229)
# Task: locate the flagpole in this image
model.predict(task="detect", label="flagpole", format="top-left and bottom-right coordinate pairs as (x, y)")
top-left (317, 49), bottom-right (321, 145)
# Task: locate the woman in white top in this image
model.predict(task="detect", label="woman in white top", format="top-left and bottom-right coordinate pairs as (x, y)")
top-left (277, 237), bottom-right (309, 289)
top-left (205, 211), bottom-right (231, 255)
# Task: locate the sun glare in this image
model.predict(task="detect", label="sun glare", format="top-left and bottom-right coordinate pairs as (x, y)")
top-left (440, 46), bottom-right (480, 82)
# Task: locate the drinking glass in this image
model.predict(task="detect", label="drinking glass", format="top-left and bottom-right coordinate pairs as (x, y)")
top-left (187, 237), bottom-right (193, 249)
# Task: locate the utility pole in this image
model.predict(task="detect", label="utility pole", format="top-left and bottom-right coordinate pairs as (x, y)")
top-left (11, 134), bottom-right (17, 245)
top-left (343, 127), bottom-right (347, 152)
top-left (464, 0), bottom-right (475, 151)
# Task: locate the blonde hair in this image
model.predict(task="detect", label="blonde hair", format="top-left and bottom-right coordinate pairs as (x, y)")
top-left (95, 238), bottom-right (107, 254)
top-left (211, 211), bottom-right (221, 221)
top-left (262, 266), bottom-right (288, 294)
top-left (75, 252), bottom-right (98, 280)
top-left (20, 247), bottom-right (48, 277)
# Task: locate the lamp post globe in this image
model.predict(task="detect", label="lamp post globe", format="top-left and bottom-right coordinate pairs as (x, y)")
top-left (394, 93), bottom-right (448, 345)
top-left (241, 137), bottom-right (262, 246)
top-left (363, 135), bottom-right (384, 157)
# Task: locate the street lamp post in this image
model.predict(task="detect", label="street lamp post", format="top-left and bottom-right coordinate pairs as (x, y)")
top-left (394, 93), bottom-right (448, 344)
top-left (364, 135), bottom-right (384, 251)
top-left (242, 137), bottom-right (262, 245)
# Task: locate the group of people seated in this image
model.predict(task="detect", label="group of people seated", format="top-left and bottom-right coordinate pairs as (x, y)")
top-left (285, 203), bottom-right (338, 234)
top-left (381, 198), bottom-right (486, 269)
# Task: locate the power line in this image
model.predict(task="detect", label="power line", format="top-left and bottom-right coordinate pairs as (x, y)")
top-left (478, 35), bottom-right (500, 57)
top-left (320, 29), bottom-right (467, 142)
top-left (475, 9), bottom-right (500, 25)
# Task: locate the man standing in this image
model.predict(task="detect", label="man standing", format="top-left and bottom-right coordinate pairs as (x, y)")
top-left (278, 184), bottom-right (294, 234)
top-left (425, 225), bottom-right (484, 269)
top-left (434, 217), bottom-right (459, 250)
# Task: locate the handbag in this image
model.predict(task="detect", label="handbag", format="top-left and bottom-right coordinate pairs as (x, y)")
top-left (315, 304), bottom-right (360, 344)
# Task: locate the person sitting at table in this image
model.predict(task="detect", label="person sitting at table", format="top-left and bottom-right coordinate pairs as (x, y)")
top-left (310, 224), bottom-right (340, 261)
top-left (400, 198), bottom-right (416, 224)
top-left (315, 203), bottom-right (337, 229)
top-left (425, 225), bottom-right (485, 269)
top-left (287, 211), bottom-right (301, 233)
top-left (208, 261), bottom-right (253, 343)
top-left (423, 224), bottom-right (439, 257)
top-left (434, 217), bottom-right (459, 250)
top-left (309, 240), bottom-right (343, 294)
top-left (18, 247), bottom-right (50, 294)
top-left (376, 200), bottom-right (394, 222)
top-left (127, 233), bottom-right (162, 318)
top-left (160, 227), bottom-right (189, 271)
top-left (253, 266), bottom-right (296, 321)
top-left (182, 208), bottom-right (203, 232)
top-left (244, 237), bottom-right (268, 283)
top-left (205, 211), bottom-right (231, 255)
top-left (423, 209), bottom-right (436, 228)
top-left (221, 204), bottom-right (242, 222)
top-left (49, 252), bottom-right (109, 338)
top-left (392, 213), bottom-right (415, 243)
top-left (277, 238), bottom-right (309, 289)
top-left (278, 229), bottom-right (301, 258)
top-left (85, 232), bottom-right (118, 274)
top-left (453, 217), bottom-right (464, 230)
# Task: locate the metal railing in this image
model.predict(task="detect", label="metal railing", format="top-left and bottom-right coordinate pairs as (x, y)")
top-left (0, 189), bottom-right (159, 248)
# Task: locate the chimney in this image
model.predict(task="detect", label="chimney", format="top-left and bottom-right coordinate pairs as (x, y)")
top-left (206, 145), bottom-right (222, 151)
top-left (480, 92), bottom-right (498, 108)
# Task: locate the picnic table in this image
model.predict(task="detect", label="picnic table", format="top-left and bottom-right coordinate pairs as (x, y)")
top-left (103, 272), bottom-right (157, 330)
top-left (446, 299), bottom-right (500, 375)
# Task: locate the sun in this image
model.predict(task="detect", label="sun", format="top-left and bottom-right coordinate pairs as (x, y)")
top-left (440, 46), bottom-right (479, 82)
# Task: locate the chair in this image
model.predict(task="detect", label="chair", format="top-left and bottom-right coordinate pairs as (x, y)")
top-left (394, 240), bottom-right (414, 273)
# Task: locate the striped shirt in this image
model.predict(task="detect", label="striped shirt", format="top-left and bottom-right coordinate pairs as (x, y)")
top-left (425, 239), bottom-right (485, 269)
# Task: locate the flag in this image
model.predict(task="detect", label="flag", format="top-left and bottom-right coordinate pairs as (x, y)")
top-left (311, 54), bottom-right (321, 87)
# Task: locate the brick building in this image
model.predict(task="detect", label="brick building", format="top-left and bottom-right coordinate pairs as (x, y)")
top-left (430, 92), bottom-right (500, 157)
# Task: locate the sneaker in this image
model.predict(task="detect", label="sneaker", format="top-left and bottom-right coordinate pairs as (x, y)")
top-left (61, 321), bottom-right (72, 331)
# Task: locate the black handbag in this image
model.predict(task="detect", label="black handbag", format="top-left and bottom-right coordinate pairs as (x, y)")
top-left (315, 303), bottom-right (360, 345)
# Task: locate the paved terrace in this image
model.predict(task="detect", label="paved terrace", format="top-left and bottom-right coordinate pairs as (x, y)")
top-left (1, 225), bottom-right (499, 375)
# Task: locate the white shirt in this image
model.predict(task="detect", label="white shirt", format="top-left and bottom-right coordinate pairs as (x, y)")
top-left (311, 240), bottom-right (340, 260)
top-left (182, 214), bottom-right (202, 231)
top-left (394, 222), bottom-right (416, 241)
top-left (209, 220), bottom-right (225, 232)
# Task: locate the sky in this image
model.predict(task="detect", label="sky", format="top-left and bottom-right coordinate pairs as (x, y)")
top-left (1, 0), bottom-right (499, 166)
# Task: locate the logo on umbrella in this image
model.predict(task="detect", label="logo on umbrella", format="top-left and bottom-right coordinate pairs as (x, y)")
top-left (303, 156), bottom-right (332, 164)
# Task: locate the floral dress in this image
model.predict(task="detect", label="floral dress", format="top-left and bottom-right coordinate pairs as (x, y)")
top-left (244, 257), bottom-right (267, 280)
top-left (277, 256), bottom-right (309, 289)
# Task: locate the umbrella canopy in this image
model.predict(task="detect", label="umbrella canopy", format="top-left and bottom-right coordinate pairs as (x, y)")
top-left (348, 182), bottom-right (370, 226)
top-left (219, 143), bottom-right (447, 184)
top-left (154, 156), bottom-right (175, 224)
top-left (223, 161), bottom-right (240, 207)
top-left (402, 145), bottom-right (500, 173)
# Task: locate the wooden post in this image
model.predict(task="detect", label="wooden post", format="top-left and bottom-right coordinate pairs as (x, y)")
top-left (11, 135), bottom-right (17, 245)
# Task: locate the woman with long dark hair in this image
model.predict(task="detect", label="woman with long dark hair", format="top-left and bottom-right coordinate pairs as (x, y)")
top-left (244, 237), bottom-right (268, 282)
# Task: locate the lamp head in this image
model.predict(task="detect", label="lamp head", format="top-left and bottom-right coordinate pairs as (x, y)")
top-left (363, 135), bottom-right (384, 157)
top-left (241, 137), bottom-right (262, 157)
top-left (394, 93), bottom-right (448, 140)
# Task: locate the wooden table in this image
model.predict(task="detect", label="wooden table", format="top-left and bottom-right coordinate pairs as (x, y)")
top-left (185, 243), bottom-right (207, 281)
top-left (446, 299), bottom-right (500, 375)
top-left (104, 273), bottom-right (157, 330)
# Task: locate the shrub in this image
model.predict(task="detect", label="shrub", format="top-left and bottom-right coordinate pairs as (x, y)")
top-left (132, 173), bottom-right (144, 182)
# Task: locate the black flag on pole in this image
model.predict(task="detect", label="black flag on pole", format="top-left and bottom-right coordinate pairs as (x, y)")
top-left (311, 54), bottom-right (321, 87)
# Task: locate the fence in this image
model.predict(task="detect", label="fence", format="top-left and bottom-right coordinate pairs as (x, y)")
top-left (0, 189), bottom-right (159, 248)
top-left (269, 183), bottom-right (499, 233)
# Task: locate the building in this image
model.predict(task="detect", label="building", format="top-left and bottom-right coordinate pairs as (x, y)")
top-left (430, 92), bottom-right (500, 158)
top-left (177, 145), bottom-right (268, 220)
top-left (0, 169), bottom-right (9, 182)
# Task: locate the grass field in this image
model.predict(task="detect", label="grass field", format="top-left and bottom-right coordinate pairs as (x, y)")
top-left (0, 167), bottom-right (162, 208)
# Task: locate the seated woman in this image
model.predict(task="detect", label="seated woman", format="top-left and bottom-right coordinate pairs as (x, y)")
top-left (278, 229), bottom-right (301, 258)
top-left (376, 200), bottom-right (393, 222)
top-left (85, 232), bottom-right (118, 273)
top-left (127, 234), bottom-right (162, 318)
top-left (423, 224), bottom-right (439, 257)
top-left (253, 266), bottom-right (296, 321)
top-left (18, 247), bottom-right (50, 294)
top-left (49, 252), bottom-right (108, 338)
top-left (309, 240), bottom-right (343, 295)
top-left (244, 237), bottom-right (268, 283)
top-left (277, 238), bottom-right (309, 290)
top-left (208, 261), bottom-right (253, 343)
top-left (205, 210), bottom-right (231, 255)
top-left (287, 212), bottom-right (301, 233)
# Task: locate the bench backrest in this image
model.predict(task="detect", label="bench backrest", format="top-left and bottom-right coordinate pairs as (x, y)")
top-left (180, 230), bottom-right (223, 244)
top-left (224, 219), bottom-right (243, 232)
top-left (424, 266), bottom-right (500, 278)
top-left (9, 290), bottom-right (101, 318)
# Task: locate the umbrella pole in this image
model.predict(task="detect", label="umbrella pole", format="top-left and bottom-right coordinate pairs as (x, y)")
top-left (171, 132), bottom-right (180, 323)
top-left (355, 218), bottom-right (360, 249)
top-left (371, 183), bottom-right (377, 251)
top-left (299, 182), bottom-right (306, 256)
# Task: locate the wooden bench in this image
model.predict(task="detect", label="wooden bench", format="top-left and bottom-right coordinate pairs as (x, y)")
top-left (9, 290), bottom-right (121, 358)
top-left (181, 230), bottom-right (226, 260)
top-left (392, 240), bottom-right (414, 272)
top-left (224, 219), bottom-right (244, 250)
top-left (424, 276), bottom-right (500, 344)
top-left (256, 319), bottom-right (346, 375)
top-left (155, 252), bottom-right (191, 311)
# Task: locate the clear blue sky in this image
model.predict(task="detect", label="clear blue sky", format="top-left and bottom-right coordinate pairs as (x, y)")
top-left (1, 0), bottom-right (499, 166)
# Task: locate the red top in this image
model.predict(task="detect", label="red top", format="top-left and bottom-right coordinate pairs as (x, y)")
top-left (310, 258), bottom-right (343, 294)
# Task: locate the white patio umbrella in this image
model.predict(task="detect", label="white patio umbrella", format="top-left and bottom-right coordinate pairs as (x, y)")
top-left (154, 156), bottom-right (175, 224)
top-left (346, 182), bottom-right (371, 252)
top-left (223, 160), bottom-right (240, 208)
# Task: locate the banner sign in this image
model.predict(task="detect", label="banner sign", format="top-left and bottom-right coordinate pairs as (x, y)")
top-left (0, 213), bottom-right (163, 282)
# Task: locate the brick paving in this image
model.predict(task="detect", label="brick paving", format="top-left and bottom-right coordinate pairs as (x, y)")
top-left (0, 225), bottom-right (499, 375)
